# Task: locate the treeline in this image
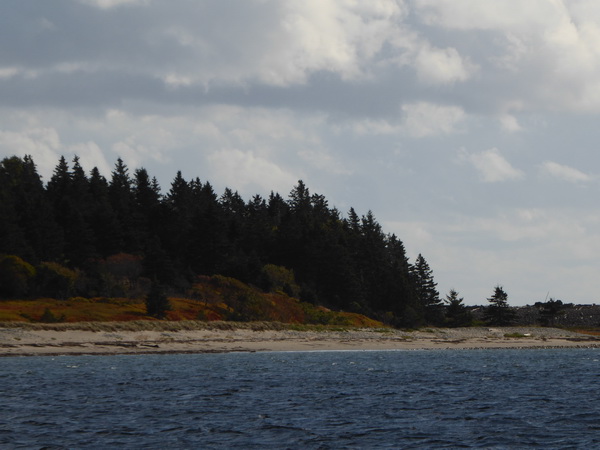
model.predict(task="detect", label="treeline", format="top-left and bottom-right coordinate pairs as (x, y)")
top-left (0, 154), bottom-right (468, 327)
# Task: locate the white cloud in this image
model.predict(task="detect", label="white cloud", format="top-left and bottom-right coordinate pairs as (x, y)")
top-left (207, 148), bottom-right (297, 194)
top-left (254, 0), bottom-right (409, 84)
top-left (68, 141), bottom-right (112, 176)
top-left (384, 220), bottom-right (433, 250)
top-left (151, 0), bottom-right (411, 87)
top-left (7, 0), bottom-right (600, 309)
top-left (471, 209), bottom-right (582, 242)
top-left (490, 33), bottom-right (530, 73)
top-left (346, 102), bottom-right (467, 138)
top-left (111, 139), bottom-right (167, 171)
top-left (347, 119), bottom-right (400, 136)
top-left (8, 0), bottom-right (600, 116)
top-left (0, 105), bottom-right (332, 191)
top-left (402, 102), bottom-right (466, 137)
top-left (412, 1), bottom-right (600, 112)
top-left (442, 207), bottom-right (600, 264)
top-left (254, 1), bottom-right (491, 89)
top-left (391, 207), bottom-right (600, 304)
top-left (0, 128), bottom-right (61, 179)
top-left (298, 149), bottom-right (351, 175)
top-left (461, 148), bottom-right (523, 182)
top-left (499, 114), bottom-right (522, 132)
top-left (540, 161), bottom-right (592, 183)
top-left (414, 45), bottom-right (476, 85)
top-left (0, 67), bottom-right (19, 79)
top-left (413, 0), bottom-right (565, 31)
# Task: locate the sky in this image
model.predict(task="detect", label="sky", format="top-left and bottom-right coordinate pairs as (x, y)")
top-left (3, 0), bottom-right (600, 306)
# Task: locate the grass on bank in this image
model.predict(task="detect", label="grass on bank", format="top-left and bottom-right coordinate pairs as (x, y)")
top-left (503, 332), bottom-right (529, 338)
top-left (0, 320), bottom-right (392, 333)
top-left (567, 327), bottom-right (600, 336)
top-left (0, 275), bottom-right (385, 329)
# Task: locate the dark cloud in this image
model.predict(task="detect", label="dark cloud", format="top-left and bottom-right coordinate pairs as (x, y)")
top-left (0, 0), bottom-right (530, 117)
top-left (3, 0), bottom-right (600, 305)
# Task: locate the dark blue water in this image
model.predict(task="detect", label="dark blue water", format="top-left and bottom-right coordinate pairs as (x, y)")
top-left (2, 349), bottom-right (600, 449)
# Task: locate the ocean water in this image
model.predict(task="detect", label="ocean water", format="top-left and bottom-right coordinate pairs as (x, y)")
top-left (2, 349), bottom-right (600, 449)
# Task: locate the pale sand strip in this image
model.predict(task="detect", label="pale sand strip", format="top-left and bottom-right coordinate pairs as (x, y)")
top-left (1, 325), bottom-right (599, 356)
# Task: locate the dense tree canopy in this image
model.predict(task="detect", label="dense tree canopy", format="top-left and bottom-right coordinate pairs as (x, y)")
top-left (0, 154), bottom-right (455, 326)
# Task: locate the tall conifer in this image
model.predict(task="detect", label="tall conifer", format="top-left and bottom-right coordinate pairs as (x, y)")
top-left (412, 254), bottom-right (444, 325)
top-left (484, 286), bottom-right (516, 326)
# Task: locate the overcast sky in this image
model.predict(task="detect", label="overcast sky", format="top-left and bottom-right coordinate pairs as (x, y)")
top-left (4, 0), bottom-right (600, 305)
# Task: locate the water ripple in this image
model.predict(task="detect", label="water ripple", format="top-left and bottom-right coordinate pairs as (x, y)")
top-left (2, 349), bottom-right (600, 448)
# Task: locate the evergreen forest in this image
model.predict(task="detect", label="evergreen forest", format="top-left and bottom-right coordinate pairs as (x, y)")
top-left (0, 155), bottom-right (454, 327)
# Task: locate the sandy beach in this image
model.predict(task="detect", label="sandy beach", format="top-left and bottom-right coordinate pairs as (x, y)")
top-left (1, 322), bottom-right (599, 356)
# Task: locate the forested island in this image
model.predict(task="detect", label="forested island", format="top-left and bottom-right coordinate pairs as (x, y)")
top-left (0, 155), bottom-right (587, 328)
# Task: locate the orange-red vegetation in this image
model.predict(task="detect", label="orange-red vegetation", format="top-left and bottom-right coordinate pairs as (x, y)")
top-left (0, 275), bottom-right (384, 328)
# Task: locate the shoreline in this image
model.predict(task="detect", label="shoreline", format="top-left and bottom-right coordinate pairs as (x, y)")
top-left (2, 323), bottom-right (600, 356)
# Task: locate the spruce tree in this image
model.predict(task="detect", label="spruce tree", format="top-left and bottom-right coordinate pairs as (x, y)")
top-left (5, 155), bottom-right (63, 261)
top-left (288, 180), bottom-right (311, 213)
top-left (70, 156), bottom-right (91, 208)
top-left (267, 192), bottom-right (288, 226)
top-left (46, 156), bottom-right (71, 196)
top-left (412, 254), bottom-right (443, 325)
top-left (186, 180), bottom-right (227, 275)
top-left (444, 289), bottom-right (472, 327)
top-left (109, 158), bottom-right (137, 251)
top-left (346, 207), bottom-right (361, 233)
top-left (145, 282), bottom-right (171, 318)
top-left (0, 157), bottom-right (30, 257)
top-left (166, 171), bottom-right (192, 214)
top-left (133, 167), bottom-right (161, 243)
top-left (47, 156), bottom-right (96, 265)
top-left (0, 153), bottom-right (449, 327)
top-left (484, 285), bottom-right (516, 326)
top-left (163, 171), bottom-right (193, 266)
top-left (384, 234), bottom-right (418, 324)
top-left (89, 167), bottom-right (122, 255)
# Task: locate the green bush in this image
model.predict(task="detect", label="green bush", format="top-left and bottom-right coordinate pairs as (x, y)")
top-left (504, 332), bottom-right (527, 338)
top-left (39, 307), bottom-right (65, 323)
top-left (230, 290), bottom-right (271, 322)
top-left (259, 264), bottom-right (300, 298)
top-left (0, 254), bottom-right (36, 298)
top-left (210, 274), bottom-right (247, 291)
top-left (300, 303), bottom-right (336, 325)
top-left (145, 282), bottom-right (171, 318)
top-left (36, 262), bottom-right (79, 299)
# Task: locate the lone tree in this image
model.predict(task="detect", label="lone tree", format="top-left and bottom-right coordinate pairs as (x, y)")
top-left (145, 282), bottom-right (171, 318)
top-left (484, 285), bottom-right (516, 326)
top-left (411, 254), bottom-right (444, 325)
top-left (444, 289), bottom-right (472, 328)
